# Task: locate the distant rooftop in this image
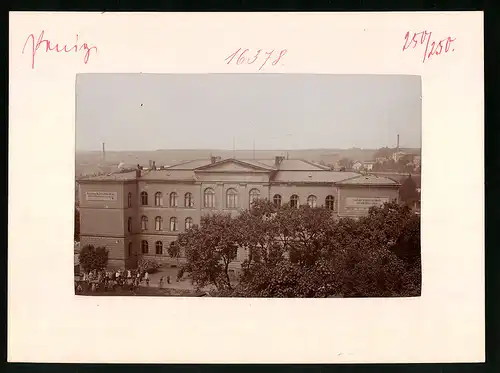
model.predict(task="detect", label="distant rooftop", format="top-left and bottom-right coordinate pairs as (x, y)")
top-left (76, 158), bottom-right (400, 187)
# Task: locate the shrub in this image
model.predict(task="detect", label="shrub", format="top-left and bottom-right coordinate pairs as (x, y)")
top-left (79, 245), bottom-right (109, 272)
top-left (137, 255), bottom-right (162, 274)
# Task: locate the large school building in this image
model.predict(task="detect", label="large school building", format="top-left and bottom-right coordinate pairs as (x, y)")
top-left (77, 156), bottom-right (400, 269)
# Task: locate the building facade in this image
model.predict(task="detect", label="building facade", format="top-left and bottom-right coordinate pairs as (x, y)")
top-left (77, 157), bottom-right (400, 269)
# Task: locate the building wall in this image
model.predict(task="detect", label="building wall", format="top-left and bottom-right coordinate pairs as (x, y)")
top-left (78, 182), bottom-right (136, 269)
top-left (78, 173), bottom-right (400, 270)
top-left (270, 184), bottom-right (338, 209)
top-left (79, 235), bottom-right (129, 269)
top-left (337, 186), bottom-right (399, 217)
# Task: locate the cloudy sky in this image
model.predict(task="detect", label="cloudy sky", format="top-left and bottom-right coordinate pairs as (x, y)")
top-left (76, 74), bottom-right (421, 151)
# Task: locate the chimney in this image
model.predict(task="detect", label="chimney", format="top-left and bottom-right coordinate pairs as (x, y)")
top-left (136, 165), bottom-right (141, 178)
top-left (102, 142), bottom-right (106, 161)
top-left (152, 161), bottom-right (156, 170)
top-left (397, 134), bottom-right (400, 152)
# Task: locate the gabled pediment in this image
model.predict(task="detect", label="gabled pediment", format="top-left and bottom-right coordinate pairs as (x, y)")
top-left (194, 158), bottom-right (273, 173)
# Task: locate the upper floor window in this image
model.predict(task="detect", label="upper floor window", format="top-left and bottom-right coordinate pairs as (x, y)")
top-left (140, 191), bottom-right (148, 206)
top-left (184, 192), bottom-right (194, 208)
top-left (140, 216), bottom-right (148, 231)
top-left (128, 192), bottom-right (132, 208)
top-left (170, 192), bottom-right (178, 207)
top-left (127, 217), bottom-right (132, 232)
top-left (155, 216), bottom-right (163, 231)
top-left (185, 217), bottom-right (193, 230)
top-left (290, 195), bottom-right (299, 208)
top-left (141, 240), bottom-right (149, 254)
top-left (249, 188), bottom-right (260, 206)
top-left (170, 217), bottom-right (178, 231)
top-left (155, 241), bottom-right (163, 255)
top-left (204, 188), bottom-right (215, 208)
top-left (226, 188), bottom-right (238, 209)
top-left (155, 192), bottom-right (163, 207)
top-left (307, 195), bottom-right (317, 208)
top-left (128, 242), bottom-right (132, 257)
top-left (273, 194), bottom-right (282, 208)
top-left (325, 195), bottom-right (335, 210)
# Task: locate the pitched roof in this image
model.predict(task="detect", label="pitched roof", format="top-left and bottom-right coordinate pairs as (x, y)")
top-left (194, 158), bottom-right (274, 172)
top-left (257, 159), bottom-right (327, 171)
top-left (272, 171), bottom-right (359, 183)
top-left (139, 170), bottom-right (197, 181)
top-left (165, 159), bottom-right (212, 170)
top-left (334, 174), bottom-right (400, 186)
top-left (77, 171), bottom-right (137, 182)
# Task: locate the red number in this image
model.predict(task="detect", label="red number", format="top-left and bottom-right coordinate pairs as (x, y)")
top-left (445, 37), bottom-right (455, 52)
top-left (225, 48), bottom-right (241, 65)
top-left (403, 32), bottom-right (418, 51)
top-left (237, 49), bottom-right (249, 65)
top-left (272, 49), bottom-right (287, 66)
top-left (258, 50), bottom-right (274, 71)
top-left (248, 49), bottom-right (261, 64)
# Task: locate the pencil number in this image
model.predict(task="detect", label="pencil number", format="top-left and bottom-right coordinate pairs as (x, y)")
top-left (225, 48), bottom-right (288, 70)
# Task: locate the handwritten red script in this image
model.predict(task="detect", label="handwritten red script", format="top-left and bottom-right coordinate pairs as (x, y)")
top-left (22, 30), bottom-right (98, 69)
top-left (403, 31), bottom-right (455, 63)
top-left (225, 48), bottom-right (287, 71)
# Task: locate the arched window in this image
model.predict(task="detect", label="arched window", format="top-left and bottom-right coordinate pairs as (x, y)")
top-left (325, 195), bottom-right (335, 210)
top-left (226, 188), bottom-right (238, 208)
top-left (128, 242), bottom-right (132, 256)
top-left (185, 217), bottom-right (193, 230)
top-left (155, 216), bottom-right (163, 231)
top-left (290, 195), bottom-right (299, 208)
top-left (155, 192), bottom-right (163, 206)
top-left (169, 192), bottom-right (178, 207)
top-left (273, 194), bottom-right (282, 207)
top-left (184, 192), bottom-right (194, 208)
top-left (128, 192), bottom-right (132, 208)
top-left (127, 217), bottom-right (132, 232)
top-left (204, 188), bottom-right (215, 208)
top-left (155, 241), bottom-right (163, 255)
top-left (141, 240), bottom-right (149, 254)
top-left (140, 191), bottom-right (148, 206)
top-left (140, 216), bottom-right (148, 231)
top-left (307, 195), bottom-right (317, 208)
top-left (249, 188), bottom-right (260, 206)
top-left (170, 217), bottom-right (178, 231)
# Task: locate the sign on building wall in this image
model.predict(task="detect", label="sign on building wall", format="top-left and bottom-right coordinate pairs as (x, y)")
top-left (344, 197), bottom-right (389, 212)
top-left (85, 191), bottom-right (118, 201)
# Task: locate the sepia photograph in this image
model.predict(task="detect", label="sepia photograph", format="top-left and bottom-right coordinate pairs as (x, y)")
top-left (74, 73), bottom-right (422, 298)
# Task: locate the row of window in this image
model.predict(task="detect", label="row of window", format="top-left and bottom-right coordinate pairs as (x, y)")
top-left (128, 192), bottom-right (194, 208)
top-left (126, 240), bottom-right (175, 256)
top-left (131, 189), bottom-right (336, 210)
top-left (140, 240), bottom-right (173, 255)
top-left (127, 217), bottom-right (193, 232)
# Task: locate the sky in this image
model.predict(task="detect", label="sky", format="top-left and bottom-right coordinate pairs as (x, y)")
top-left (75, 74), bottom-right (422, 151)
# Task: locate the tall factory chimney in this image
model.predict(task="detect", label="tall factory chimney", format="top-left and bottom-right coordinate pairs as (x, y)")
top-left (397, 134), bottom-right (400, 152)
top-left (102, 142), bottom-right (106, 161)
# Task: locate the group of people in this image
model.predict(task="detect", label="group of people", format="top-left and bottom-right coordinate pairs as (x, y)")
top-left (75, 268), bottom-right (175, 293)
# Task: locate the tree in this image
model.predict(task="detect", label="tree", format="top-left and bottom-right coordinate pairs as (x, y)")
top-left (230, 201), bottom-right (421, 298)
top-left (399, 175), bottom-right (419, 207)
top-left (338, 158), bottom-right (353, 170)
top-left (172, 213), bottom-right (239, 291)
top-left (79, 245), bottom-right (109, 272)
top-left (374, 147), bottom-right (394, 160)
top-left (176, 198), bottom-right (421, 298)
top-left (74, 206), bottom-right (80, 242)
